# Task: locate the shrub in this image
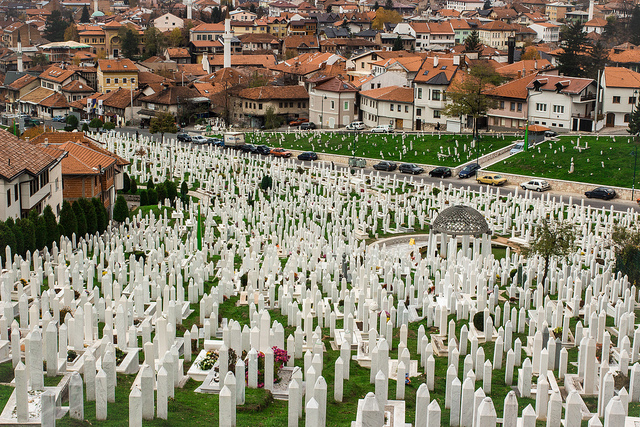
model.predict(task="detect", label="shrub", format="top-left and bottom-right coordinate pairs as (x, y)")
top-left (79, 198), bottom-right (97, 235)
top-left (103, 121), bottom-right (115, 130)
top-left (89, 118), bottom-right (103, 129)
top-left (43, 206), bottom-right (58, 247)
top-left (72, 201), bottom-right (87, 237)
top-left (473, 311), bottom-right (495, 332)
top-left (260, 175), bottom-right (272, 191)
top-left (156, 183), bottom-right (167, 204)
top-left (59, 201), bottom-right (78, 238)
top-left (113, 195), bottom-right (129, 223)
top-left (65, 115), bottom-right (78, 129)
top-left (147, 178), bottom-right (155, 190)
top-left (130, 179), bottom-right (137, 194)
top-left (147, 188), bottom-right (158, 205)
top-left (82, 123), bottom-right (89, 132)
top-left (123, 173), bottom-right (130, 193)
top-left (92, 198), bottom-right (107, 232)
top-left (139, 190), bottom-right (148, 206)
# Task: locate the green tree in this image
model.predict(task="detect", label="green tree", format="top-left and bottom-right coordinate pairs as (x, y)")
top-left (629, 99), bottom-right (640, 135)
top-left (558, 21), bottom-right (588, 77)
top-left (92, 198), bottom-right (107, 232)
top-left (264, 106), bottom-right (283, 129)
top-left (0, 223), bottom-right (16, 260)
top-left (9, 219), bottom-right (23, 258)
top-left (147, 188), bottom-right (158, 205)
top-left (82, 123), bottom-right (89, 132)
top-left (59, 201), bottom-right (78, 238)
top-left (113, 195), bottom-right (129, 223)
top-left (65, 114), bottom-right (78, 130)
top-left (79, 198), bottom-right (97, 235)
top-left (149, 112), bottom-right (178, 142)
top-left (260, 175), bottom-right (273, 191)
top-left (72, 200), bottom-right (87, 237)
top-left (612, 225), bottom-right (640, 285)
top-left (631, 6), bottom-right (640, 45)
top-left (180, 181), bottom-right (188, 198)
top-left (31, 53), bottom-right (50, 67)
top-left (139, 190), bottom-right (149, 206)
top-left (64, 24), bottom-right (79, 42)
top-left (464, 30), bottom-right (481, 52)
top-left (89, 118), bottom-right (103, 130)
top-left (372, 8), bottom-right (402, 30)
top-left (44, 10), bottom-right (70, 42)
top-left (164, 179), bottom-right (177, 204)
top-left (119, 27), bottom-right (140, 60)
top-left (156, 183), bottom-right (167, 204)
top-left (43, 205), bottom-right (59, 248)
top-left (130, 178), bottom-right (138, 194)
top-left (522, 219), bottom-right (576, 291)
top-left (103, 121), bottom-right (115, 130)
top-left (392, 35), bottom-right (403, 51)
top-left (442, 63), bottom-right (503, 141)
top-left (168, 27), bottom-right (183, 47)
top-left (588, 41), bottom-right (609, 80)
top-left (35, 215), bottom-right (47, 250)
top-left (20, 219), bottom-right (36, 255)
top-left (147, 178), bottom-right (155, 190)
top-left (123, 173), bottom-right (131, 193)
top-left (143, 27), bottom-right (167, 58)
top-left (80, 5), bottom-right (91, 23)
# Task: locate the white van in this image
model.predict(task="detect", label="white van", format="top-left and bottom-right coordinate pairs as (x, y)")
top-left (510, 142), bottom-right (524, 155)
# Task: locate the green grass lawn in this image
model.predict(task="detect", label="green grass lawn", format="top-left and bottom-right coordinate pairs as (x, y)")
top-left (489, 135), bottom-right (640, 188)
top-left (240, 132), bottom-right (515, 167)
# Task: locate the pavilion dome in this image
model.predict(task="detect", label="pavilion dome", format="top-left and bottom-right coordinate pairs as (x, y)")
top-left (431, 205), bottom-right (491, 237)
top-left (91, 10), bottom-right (105, 17)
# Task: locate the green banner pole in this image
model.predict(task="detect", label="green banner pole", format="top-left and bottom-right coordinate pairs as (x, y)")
top-left (524, 122), bottom-right (529, 152)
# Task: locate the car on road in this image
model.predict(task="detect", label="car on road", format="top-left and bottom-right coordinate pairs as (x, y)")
top-left (79, 119), bottom-right (91, 125)
top-left (398, 163), bottom-right (424, 175)
top-left (370, 124), bottom-right (393, 133)
top-left (256, 145), bottom-right (271, 155)
top-left (191, 135), bottom-right (208, 144)
top-left (585, 187), bottom-right (616, 200)
top-left (298, 151), bottom-right (318, 161)
top-left (177, 133), bottom-right (192, 142)
top-left (458, 163), bottom-right (481, 178)
top-left (207, 137), bottom-right (224, 146)
top-left (521, 179), bottom-right (550, 192)
top-left (300, 122), bottom-right (316, 130)
top-left (545, 130), bottom-right (558, 138)
top-left (240, 144), bottom-right (258, 153)
top-left (346, 121), bottom-right (365, 130)
top-left (289, 118), bottom-right (308, 126)
top-left (510, 142), bottom-right (524, 155)
top-left (52, 115), bottom-right (67, 122)
top-left (429, 167), bottom-right (452, 178)
top-left (477, 174), bottom-right (507, 186)
top-left (373, 161), bottom-right (397, 171)
top-left (271, 147), bottom-right (292, 158)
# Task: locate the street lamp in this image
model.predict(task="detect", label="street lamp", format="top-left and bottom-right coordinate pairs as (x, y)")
top-left (320, 95), bottom-right (326, 129)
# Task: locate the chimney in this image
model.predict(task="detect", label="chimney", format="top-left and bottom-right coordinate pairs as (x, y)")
top-left (534, 60), bottom-right (537, 70)
top-left (433, 56), bottom-right (439, 67)
top-left (202, 52), bottom-right (211, 74)
top-left (507, 37), bottom-right (515, 64)
top-left (517, 70), bottom-right (521, 78)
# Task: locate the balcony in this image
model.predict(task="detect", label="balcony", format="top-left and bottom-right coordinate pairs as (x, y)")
top-left (21, 183), bottom-right (51, 211)
top-left (578, 93), bottom-right (596, 102)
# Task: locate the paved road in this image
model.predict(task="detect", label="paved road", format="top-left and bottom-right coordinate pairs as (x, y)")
top-left (44, 120), bottom-right (640, 214)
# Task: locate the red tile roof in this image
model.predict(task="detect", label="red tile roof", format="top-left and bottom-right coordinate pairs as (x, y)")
top-left (359, 85), bottom-right (413, 103)
top-left (238, 85), bottom-right (308, 100)
top-left (0, 129), bottom-right (61, 181)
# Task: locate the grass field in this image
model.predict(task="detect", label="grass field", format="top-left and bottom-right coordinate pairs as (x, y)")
top-left (242, 132), bottom-right (516, 167)
top-left (489, 135), bottom-right (640, 189)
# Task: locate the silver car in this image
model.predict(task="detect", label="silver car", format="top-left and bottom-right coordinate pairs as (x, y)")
top-left (520, 179), bottom-right (550, 192)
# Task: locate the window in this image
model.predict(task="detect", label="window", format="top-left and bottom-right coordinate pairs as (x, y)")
top-left (625, 113), bottom-right (631, 122)
top-left (536, 103), bottom-right (547, 112)
top-left (331, 101), bottom-right (335, 110)
top-left (279, 102), bottom-right (283, 108)
top-left (390, 104), bottom-right (394, 111)
top-left (405, 106), bottom-right (409, 113)
top-left (553, 105), bottom-right (564, 113)
top-left (499, 101), bottom-right (504, 109)
top-left (258, 103), bottom-right (262, 110)
top-left (114, 78), bottom-right (119, 84)
top-left (418, 88), bottom-right (422, 99)
top-left (344, 101), bottom-right (349, 111)
top-left (14, 184), bottom-right (17, 201)
top-left (131, 78), bottom-right (135, 84)
top-left (432, 90), bottom-right (441, 101)
top-left (613, 96), bottom-right (621, 104)
top-left (433, 110), bottom-right (441, 118)
top-left (106, 78), bottom-right (111, 84)
top-left (416, 108), bottom-right (421, 116)
top-left (510, 102), bottom-right (515, 111)
top-left (6, 189), bottom-right (10, 207)
top-left (517, 103), bottom-right (522, 112)
top-left (123, 78), bottom-right (127, 84)
top-left (630, 97), bottom-right (637, 104)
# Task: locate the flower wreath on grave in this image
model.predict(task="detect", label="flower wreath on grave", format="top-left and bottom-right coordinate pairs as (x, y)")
top-left (244, 346), bottom-right (290, 388)
top-left (198, 350), bottom-right (219, 371)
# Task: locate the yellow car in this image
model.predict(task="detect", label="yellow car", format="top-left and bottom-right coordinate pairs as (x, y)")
top-left (477, 174), bottom-right (507, 186)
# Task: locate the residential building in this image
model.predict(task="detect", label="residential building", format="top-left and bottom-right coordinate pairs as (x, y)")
top-left (283, 35), bottom-right (320, 56)
top-left (239, 33), bottom-right (280, 54)
top-left (375, 33), bottom-right (415, 51)
top-left (234, 85), bottom-right (309, 128)
top-left (0, 129), bottom-right (64, 220)
top-left (153, 12), bottom-right (184, 32)
top-left (413, 56), bottom-right (459, 130)
top-left (600, 66), bottom-right (640, 128)
top-left (287, 19), bottom-right (318, 36)
top-left (190, 23), bottom-right (225, 42)
top-left (545, 2), bottom-right (574, 21)
top-left (584, 17), bottom-right (607, 34)
top-left (308, 76), bottom-right (357, 128)
top-left (1, 22), bottom-right (39, 47)
top-left (138, 85), bottom-right (205, 124)
top-left (393, 22), bottom-right (454, 51)
top-left (231, 20), bottom-right (269, 36)
top-left (610, 45), bottom-right (640, 73)
top-left (446, 0), bottom-right (484, 12)
top-left (229, 9), bottom-right (258, 21)
top-left (18, 87), bottom-right (69, 119)
top-left (165, 48), bottom-right (192, 64)
top-left (40, 65), bottom-right (87, 92)
top-left (4, 74), bottom-right (39, 113)
top-left (360, 86), bottom-right (414, 131)
top-left (485, 73), bottom-right (538, 131)
top-left (97, 59), bottom-right (139, 93)
top-left (271, 52), bottom-right (345, 84)
top-left (527, 74), bottom-right (597, 132)
top-left (478, 20), bottom-right (517, 48)
top-left (528, 22), bottom-right (560, 43)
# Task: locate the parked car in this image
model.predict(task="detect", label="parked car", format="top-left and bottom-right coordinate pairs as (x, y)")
top-left (298, 151), bottom-right (318, 161)
top-left (399, 163), bottom-right (424, 175)
top-left (429, 167), bottom-right (452, 178)
top-left (191, 135), bottom-right (208, 144)
top-left (458, 163), bottom-right (481, 178)
top-left (346, 121), bottom-right (365, 130)
top-left (585, 187), bottom-right (616, 200)
top-left (477, 174), bottom-right (507, 186)
top-left (510, 142), bottom-right (524, 155)
top-left (256, 145), bottom-right (271, 155)
top-left (271, 147), bottom-right (292, 158)
top-left (300, 122), bottom-right (316, 130)
top-left (370, 124), bottom-right (393, 133)
top-left (544, 130), bottom-right (558, 137)
top-left (289, 118), bottom-right (308, 126)
top-left (79, 119), bottom-right (91, 125)
top-left (207, 137), bottom-right (224, 146)
top-left (240, 144), bottom-right (258, 153)
top-left (521, 179), bottom-right (551, 192)
top-left (52, 115), bottom-right (67, 122)
top-left (373, 161), bottom-right (397, 171)
top-left (177, 133), bottom-right (192, 142)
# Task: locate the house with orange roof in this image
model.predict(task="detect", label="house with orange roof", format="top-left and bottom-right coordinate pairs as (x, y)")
top-left (164, 48), bottom-right (192, 64)
top-left (413, 56), bottom-right (460, 130)
top-left (610, 45), bottom-right (640, 73)
top-left (526, 74), bottom-right (597, 132)
top-left (495, 59), bottom-right (554, 78)
top-left (528, 22), bottom-right (560, 43)
top-left (271, 52), bottom-right (345, 84)
top-left (393, 22), bottom-right (455, 52)
top-left (97, 58), bottom-right (139, 94)
top-left (584, 17), bottom-right (607, 34)
top-left (360, 85), bottom-right (414, 131)
top-left (0, 129), bottom-right (65, 220)
top-left (600, 67), bottom-right (640, 128)
top-left (153, 12), bottom-right (184, 32)
top-left (17, 86), bottom-right (70, 119)
top-left (189, 23), bottom-right (225, 43)
top-left (485, 73), bottom-right (539, 131)
top-left (234, 85), bottom-right (308, 128)
top-left (4, 74), bottom-right (39, 114)
top-left (446, 0), bottom-right (484, 12)
top-left (478, 20), bottom-right (517, 48)
top-left (308, 76), bottom-right (357, 128)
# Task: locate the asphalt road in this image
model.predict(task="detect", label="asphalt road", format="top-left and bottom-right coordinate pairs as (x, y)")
top-left (44, 120), bottom-right (640, 214)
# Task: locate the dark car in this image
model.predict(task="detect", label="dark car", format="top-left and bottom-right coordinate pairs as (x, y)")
top-left (256, 145), bottom-right (271, 155)
top-left (399, 163), bottom-right (424, 175)
top-left (240, 144), bottom-right (258, 153)
top-left (207, 137), bottom-right (224, 146)
top-left (373, 161), bottom-right (397, 171)
top-left (585, 187), bottom-right (616, 200)
top-left (458, 163), bottom-right (481, 178)
top-left (544, 130), bottom-right (558, 137)
top-left (300, 122), bottom-right (316, 130)
top-left (177, 133), bottom-right (192, 142)
top-left (298, 151), bottom-right (318, 161)
top-left (429, 166), bottom-right (452, 178)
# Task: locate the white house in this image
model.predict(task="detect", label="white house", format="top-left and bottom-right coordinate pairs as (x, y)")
top-left (0, 129), bottom-right (65, 221)
top-left (528, 22), bottom-right (560, 43)
top-left (308, 76), bottom-right (358, 129)
top-left (229, 9), bottom-right (258, 21)
top-left (584, 17), bottom-right (607, 34)
top-left (153, 13), bottom-right (184, 32)
top-left (527, 74), bottom-right (597, 132)
top-left (360, 86), bottom-right (414, 131)
top-left (600, 66), bottom-right (640, 128)
top-left (393, 22), bottom-right (455, 52)
top-left (446, 0), bottom-right (484, 12)
top-left (413, 56), bottom-right (460, 131)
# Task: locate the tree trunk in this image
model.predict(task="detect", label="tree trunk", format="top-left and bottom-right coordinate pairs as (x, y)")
top-left (542, 255), bottom-right (549, 295)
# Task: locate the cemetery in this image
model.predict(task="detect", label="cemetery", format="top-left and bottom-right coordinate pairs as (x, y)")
top-left (0, 129), bottom-right (638, 427)
top-left (490, 135), bottom-right (639, 188)
top-left (239, 131), bottom-right (516, 167)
